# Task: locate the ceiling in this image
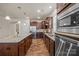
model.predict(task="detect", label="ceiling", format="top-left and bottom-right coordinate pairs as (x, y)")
top-left (0, 3), bottom-right (56, 21)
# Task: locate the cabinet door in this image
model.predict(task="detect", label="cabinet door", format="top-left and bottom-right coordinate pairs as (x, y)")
top-left (68, 43), bottom-right (79, 56)
top-left (45, 36), bottom-right (50, 52)
top-left (49, 39), bottom-right (55, 56)
top-left (19, 40), bottom-right (25, 56)
top-left (25, 35), bottom-right (32, 54)
top-left (0, 45), bottom-right (4, 56)
top-left (58, 42), bottom-right (69, 56)
top-left (1, 44), bottom-right (18, 56)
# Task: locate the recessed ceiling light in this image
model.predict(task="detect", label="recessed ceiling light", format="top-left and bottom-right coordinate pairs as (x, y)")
top-left (49, 6), bottom-right (52, 9)
top-left (37, 9), bottom-right (41, 13)
top-left (73, 21), bottom-right (76, 23)
top-left (18, 21), bottom-right (21, 24)
top-left (37, 17), bottom-right (40, 19)
top-left (5, 16), bottom-right (11, 20)
top-left (17, 6), bottom-right (21, 10)
top-left (24, 23), bottom-right (26, 25)
top-left (64, 24), bottom-right (66, 25)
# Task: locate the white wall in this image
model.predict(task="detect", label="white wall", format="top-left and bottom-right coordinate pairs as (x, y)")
top-left (0, 16), bottom-right (30, 38)
top-left (0, 16), bottom-right (16, 38)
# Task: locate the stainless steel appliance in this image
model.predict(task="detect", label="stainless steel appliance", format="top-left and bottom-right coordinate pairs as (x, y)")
top-left (55, 34), bottom-right (79, 56)
top-left (30, 26), bottom-right (36, 39)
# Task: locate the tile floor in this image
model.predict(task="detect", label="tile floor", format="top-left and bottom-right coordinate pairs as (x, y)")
top-left (26, 39), bottom-right (49, 56)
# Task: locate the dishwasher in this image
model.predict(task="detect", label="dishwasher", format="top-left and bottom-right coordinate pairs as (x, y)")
top-left (55, 34), bottom-right (79, 56)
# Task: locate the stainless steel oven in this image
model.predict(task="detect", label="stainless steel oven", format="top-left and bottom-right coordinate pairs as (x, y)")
top-left (55, 34), bottom-right (79, 56)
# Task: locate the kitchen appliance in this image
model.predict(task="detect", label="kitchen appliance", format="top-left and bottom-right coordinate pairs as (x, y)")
top-left (55, 34), bottom-right (79, 56)
top-left (59, 11), bottom-right (79, 27)
top-left (30, 26), bottom-right (36, 39)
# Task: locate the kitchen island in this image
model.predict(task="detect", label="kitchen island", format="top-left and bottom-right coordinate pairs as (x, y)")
top-left (0, 33), bottom-right (32, 56)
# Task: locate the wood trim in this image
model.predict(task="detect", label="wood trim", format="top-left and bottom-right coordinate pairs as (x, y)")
top-left (57, 3), bottom-right (74, 14)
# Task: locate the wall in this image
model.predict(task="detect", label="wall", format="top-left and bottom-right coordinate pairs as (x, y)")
top-left (0, 16), bottom-right (16, 38)
top-left (0, 16), bottom-right (30, 38)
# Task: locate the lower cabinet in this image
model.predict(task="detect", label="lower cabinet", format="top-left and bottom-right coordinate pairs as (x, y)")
top-left (0, 44), bottom-right (18, 56)
top-left (43, 34), bottom-right (55, 56)
top-left (18, 40), bottom-right (25, 56)
top-left (49, 39), bottom-right (55, 56)
top-left (25, 35), bottom-right (32, 53)
top-left (19, 34), bottom-right (32, 56)
top-left (36, 32), bottom-right (43, 38)
top-left (0, 34), bottom-right (32, 56)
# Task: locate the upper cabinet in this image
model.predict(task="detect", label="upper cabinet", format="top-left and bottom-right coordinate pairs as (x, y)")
top-left (41, 17), bottom-right (53, 29)
top-left (57, 3), bottom-right (74, 14)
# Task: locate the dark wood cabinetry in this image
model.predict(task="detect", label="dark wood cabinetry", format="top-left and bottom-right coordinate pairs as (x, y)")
top-left (0, 34), bottom-right (32, 56)
top-left (19, 34), bottom-right (32, 56)
top-left (18, 40), bottom-right (25, 56)
top-left (36, 32), bottom-right (43, 38)
top-left (0, 43), bottom-right (18, 56)
top-left (43, 34), bottom-right (55, 56)
top-left (49, 39), bottom-right (55, 56)
top-left (57, 3), bottom-right (74, 14)
top-left (25, 35), bottom-right (32, 53)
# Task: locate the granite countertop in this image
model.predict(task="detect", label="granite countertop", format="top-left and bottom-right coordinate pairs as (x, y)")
top-left (44, 33), bottom-right (55, 41)
top-left (55, 32), bottom-right (79, 39)
top-left (0, 33), bottom-right (32, 43)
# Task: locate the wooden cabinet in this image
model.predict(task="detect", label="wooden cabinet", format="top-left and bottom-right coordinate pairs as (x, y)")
top-left (49, 39), bottom-right (55, 56)
top-left (36, 32), bottom-right (43, 38)
top-left (0, 34), bottom-right (32, 56)
top-left (57, 3), bottom-right (74, 14)
top-left (19, 34), bottom-right (32, 55)
top-left (0, 44), bottom-right (18, 56)
top-left (45, 36), bottom-right (50, 52)
top-left (18, 40), bottom-right (25, 56)
top-left (25, 35), bottom-right (32, 53)
top-left (43, 34), bottom-right (55, 56)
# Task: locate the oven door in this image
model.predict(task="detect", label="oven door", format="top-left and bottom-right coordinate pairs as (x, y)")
top-left (55, 34), bottom-right (79, 56)
top-left (55, 35), bottom-right (65, 56)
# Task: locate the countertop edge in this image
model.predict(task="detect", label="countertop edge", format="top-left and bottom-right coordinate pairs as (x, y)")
top-left (44, 33), bottom-right (55, 41)
top-left (0, 33), bottom-right (32, 43)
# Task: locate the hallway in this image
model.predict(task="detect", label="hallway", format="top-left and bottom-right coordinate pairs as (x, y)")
top-left (26, 39), bottom-right (49, 56)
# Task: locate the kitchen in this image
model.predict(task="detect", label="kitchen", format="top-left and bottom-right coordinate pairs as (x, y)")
top-left (0, 3), bottom-right (55, 56)
top-left (0, 3), bottom-right (79, 56)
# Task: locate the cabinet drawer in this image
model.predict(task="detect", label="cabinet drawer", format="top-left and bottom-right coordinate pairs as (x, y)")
top-left (0, 44), bottom-right (18, 56)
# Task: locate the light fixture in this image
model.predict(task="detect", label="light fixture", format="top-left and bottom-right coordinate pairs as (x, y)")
top-left (37, 16), bottom-right (40, 19)
top-left (37, 9), bottom-right (41, 13)
top-left (49, 6), bottom-right (52, 9)
top-left (73, 21), bottom-right (76, 23)
top-left (64, 24), bottom-right (66, 25)
top-left (18, 21), bottom-right (21, 24)
top-left (24, 23), bottom-right (26, 25)
top-left (5, 16), bottom-right (11, 20)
